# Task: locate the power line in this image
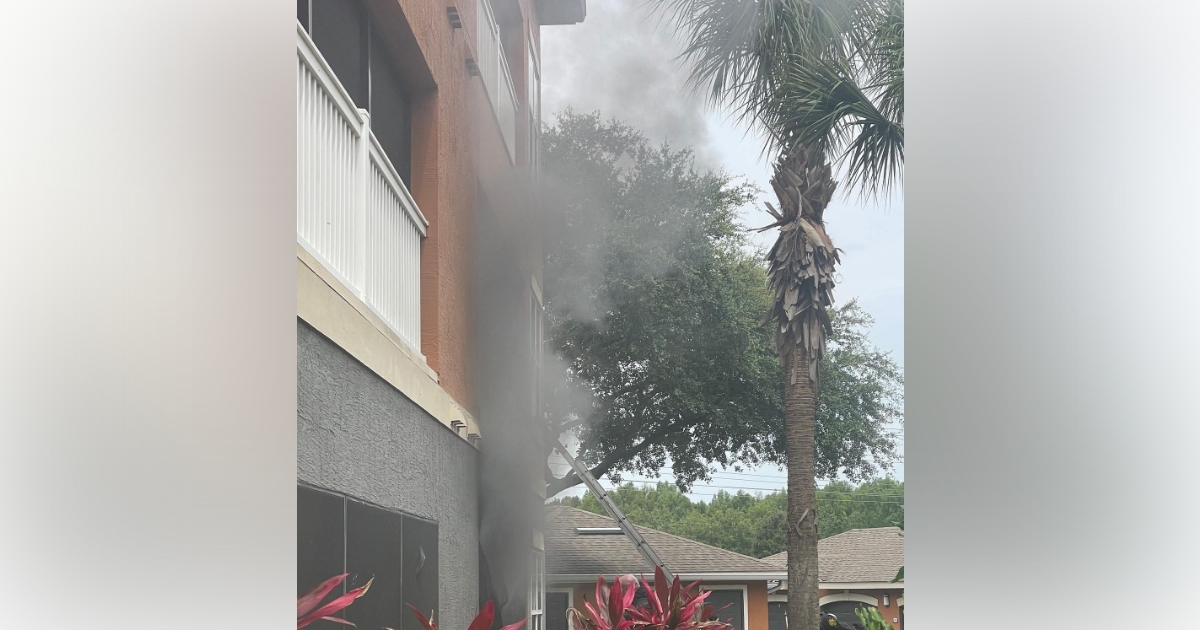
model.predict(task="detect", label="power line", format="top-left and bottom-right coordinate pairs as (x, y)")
top-left (548, 464), bottom-right (905, 483)
top-left (547, 461), bottom-right (907, 473)
top-left (608, 478), bottom-right (904, 496)
top-left (567, 490), bottom-right (905, 504)
top-left (590, 481), bottom-right (904, 503)
top-left (652, 480), bottom-right (905, 495)
top-left (554, 478), bottom-right (903, 496)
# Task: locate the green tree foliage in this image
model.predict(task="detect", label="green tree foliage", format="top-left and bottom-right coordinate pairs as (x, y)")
top-left (541, 112), bottom-right (902, 496)
top-left (812, 478), bottom-right (904, 538)
top-left (549, 478), bottom-right (902, 557)
top-left (814, 301), bottom-right (903, 482)
top-left (541, 111), bottom-right (783, 496)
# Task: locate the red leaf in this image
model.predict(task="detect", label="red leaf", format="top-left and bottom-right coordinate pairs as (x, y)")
top-left (594, 577), bottom-right (610, 623)
top-left (499, 617), bottom-right (528, 630)
top-left (298, 578), bottom-right (373, 629)
top-left (466, 601), bottom-right (496, 630)
top-left (584, 601), bottom-right (605, 628)
top-left (626, 609), bottom-right (653, 624)
top-left (653, 567), bottom-right (669, 612)
top-left (607, 576), bottom-right (624, 626)
top-left (298, 574), bottom-right (349, 619)
top-left (406, 603), bottom-right (439, 630)
top-left (319, 616), bottom-right (358, 627)
top-left (639, 574), bottom-right (661, 616)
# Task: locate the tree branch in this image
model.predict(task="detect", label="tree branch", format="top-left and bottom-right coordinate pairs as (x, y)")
top-left (544, 422), bottom-right (680, 497)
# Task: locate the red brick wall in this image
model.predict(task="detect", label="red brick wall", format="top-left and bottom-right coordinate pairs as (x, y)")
top-left (367, 0), bottom-right (549, 419)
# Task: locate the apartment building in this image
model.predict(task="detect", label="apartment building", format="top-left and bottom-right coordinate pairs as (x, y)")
top-left (294, 1), bottom-right (585, 629)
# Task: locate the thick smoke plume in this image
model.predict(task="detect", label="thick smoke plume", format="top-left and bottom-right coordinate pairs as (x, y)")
top-left (541, 0), bottom-right (719, 170)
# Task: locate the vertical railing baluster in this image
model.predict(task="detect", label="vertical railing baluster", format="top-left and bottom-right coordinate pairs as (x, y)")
top-left (355, 109), bottom-right (369, 298)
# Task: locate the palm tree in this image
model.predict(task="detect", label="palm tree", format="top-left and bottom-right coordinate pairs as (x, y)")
top-left (645, 1), bottom-right (903, 628)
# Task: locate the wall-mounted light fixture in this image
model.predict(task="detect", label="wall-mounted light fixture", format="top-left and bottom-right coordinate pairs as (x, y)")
top-left (882, 594), bottom-right (890, 606)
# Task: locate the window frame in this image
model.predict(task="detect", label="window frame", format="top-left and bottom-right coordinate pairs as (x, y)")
top-left (526, 21), bottom-right (541, 177)
top-left (530, 277), bottom-right (544, 417)
top-left (545, 588), bottom-right (573, 630)
top-left (699, 585), bottom-right (749, 630)
top-left (529, 549), bottom-right (546, 630)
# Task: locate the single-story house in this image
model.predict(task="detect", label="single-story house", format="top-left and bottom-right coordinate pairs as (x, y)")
top-left (544, 506), bottom-right (786, 630)
top-left (761, 527), bottom-right (905, 630)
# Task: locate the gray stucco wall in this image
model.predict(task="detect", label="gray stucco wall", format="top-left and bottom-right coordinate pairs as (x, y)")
top-left (297, 319), bottom-right (479, 630)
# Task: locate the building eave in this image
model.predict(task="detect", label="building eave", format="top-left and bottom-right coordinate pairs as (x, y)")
top-left (775, 581), bottom-right (905, 592)
top-left (548, 571), bottom-right (787, 584)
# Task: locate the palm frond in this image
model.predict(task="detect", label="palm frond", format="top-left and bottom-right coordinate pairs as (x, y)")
top-left (645, 0), bottom-right (904, 198)
top-left (647, 0), bottom-right (854, 113)
top-left (761, 57), bottom-right (902, 196)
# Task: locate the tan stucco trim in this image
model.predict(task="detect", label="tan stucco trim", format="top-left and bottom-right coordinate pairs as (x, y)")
top-left (297, 245), bottom-right (480, 447)
top-left (819, 592), bottom-right (878, 607)
top-left (819, 582), bottom-right (902, 591)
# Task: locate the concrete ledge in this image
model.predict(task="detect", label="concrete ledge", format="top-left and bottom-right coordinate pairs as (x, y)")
top-left (297, 244), bottom-right (480, 447)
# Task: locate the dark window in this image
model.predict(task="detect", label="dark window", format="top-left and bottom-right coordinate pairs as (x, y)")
top-left (309, 0), bottom-right (413, 186)
top-left (768, 602), bottom-right (787, 630)
top-left (546, 592), bottom-right (569, 630)
top-left (704, 590), bottom-right (745, 630)
top-left (401, 515), bottom-right (439, 630)
top-left (311, 0), bottom-right (369, 108)
top-left (345, 499), bottom-right (404, 630)
top-left (298, 486), bottom-right (345, 598)
top-left (369, 21), bottom-right (413, 187)
top-left (298, 486), bottom-right (347, 628)
top-left (297, 485), bottom-right (438, 630)
top-left (298, 0), bottom-right (311, 31)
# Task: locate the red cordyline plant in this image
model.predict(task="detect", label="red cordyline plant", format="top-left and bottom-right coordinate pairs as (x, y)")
top-left (570, 567), bottom-right (732, 630)
top-left (569, 573), bottom-right (638, 630)
top-left (297, 573), bottom-right (374, 629)
top-left (401, 600), bottom-right (528, 630)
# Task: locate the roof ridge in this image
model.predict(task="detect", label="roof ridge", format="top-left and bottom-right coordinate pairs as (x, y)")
top-left (822, 526), bottom-right (903, 540)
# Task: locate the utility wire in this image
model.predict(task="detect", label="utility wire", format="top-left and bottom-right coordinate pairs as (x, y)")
top-left (547, 464), bottom-right (905, 483)
top-left (607, 478), bottom-right (904, 496)
top-left (575, 480), bottom-right (904, 503)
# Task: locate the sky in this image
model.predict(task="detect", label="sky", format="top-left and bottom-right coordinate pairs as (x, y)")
top-left (541, 0), bottom-right (903, 501)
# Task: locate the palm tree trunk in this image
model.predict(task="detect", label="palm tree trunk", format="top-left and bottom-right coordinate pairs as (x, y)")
top-left (763, 144), bottom-right (838, 630)
top-left (786, 350), bottom-right (820, 630)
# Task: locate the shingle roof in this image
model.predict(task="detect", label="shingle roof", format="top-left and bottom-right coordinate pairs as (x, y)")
top-left (545, 506), bottom-right (782, 576)
top-left (760, 527), bottom-right (904, 583)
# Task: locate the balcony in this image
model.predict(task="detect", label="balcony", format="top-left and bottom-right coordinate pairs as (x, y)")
top-left (296, 23), bottom-right (428, 355)
top-left (476, 0), bottom-right (518, 163)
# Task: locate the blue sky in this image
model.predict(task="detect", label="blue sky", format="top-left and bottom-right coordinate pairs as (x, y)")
top-left (542, 0), bottom-right (903, 500)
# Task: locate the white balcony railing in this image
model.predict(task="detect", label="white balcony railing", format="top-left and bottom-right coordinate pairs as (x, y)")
top-left (477, 0), bottom-right (517, 163)
top-left (297, 23), bottom-right (428, 354)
